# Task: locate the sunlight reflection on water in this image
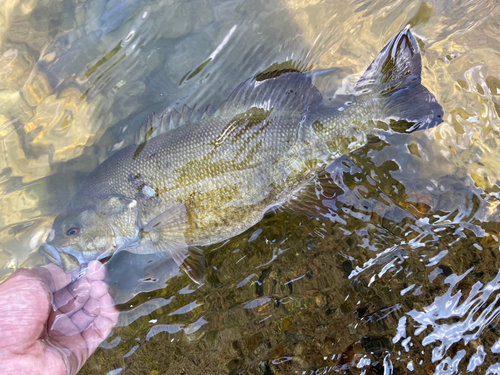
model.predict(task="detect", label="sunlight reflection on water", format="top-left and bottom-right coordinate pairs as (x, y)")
top-left (1, 0), bottom-right (500, 374)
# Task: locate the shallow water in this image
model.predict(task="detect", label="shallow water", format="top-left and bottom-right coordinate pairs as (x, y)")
top-left (1, 0), bottom-right (500, 374)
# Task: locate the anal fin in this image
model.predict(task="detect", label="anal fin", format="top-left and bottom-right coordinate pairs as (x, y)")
top-left (281, 170), bottom-right (344, 218)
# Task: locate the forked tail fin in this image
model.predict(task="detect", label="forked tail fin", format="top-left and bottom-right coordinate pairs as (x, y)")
top-left (355, 27), bottom-right (443, 133)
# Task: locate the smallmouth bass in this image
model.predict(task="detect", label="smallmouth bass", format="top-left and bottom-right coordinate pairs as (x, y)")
top-left (40, 29), bottom-right (443, 283)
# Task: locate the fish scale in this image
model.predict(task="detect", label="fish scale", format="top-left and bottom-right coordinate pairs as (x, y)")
top-left (73, 108), bottom-right (307, 245)
top-left (41, 29), bottom-right (443, 284)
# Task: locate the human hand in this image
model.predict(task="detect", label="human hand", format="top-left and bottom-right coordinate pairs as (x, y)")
top-left (0, 261), bottom-right (119, 375)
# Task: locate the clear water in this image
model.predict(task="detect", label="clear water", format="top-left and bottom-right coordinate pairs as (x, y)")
top-left (1, 0), bottom-right (500, 374)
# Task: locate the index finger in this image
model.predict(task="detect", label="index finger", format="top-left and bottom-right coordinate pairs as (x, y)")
top-left (85, 261), bottom-right (108, 282)
top-left (41, 263), bottom-right (72, 292)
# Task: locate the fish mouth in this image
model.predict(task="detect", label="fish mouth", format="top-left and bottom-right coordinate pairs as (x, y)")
top-left (98, 254), bottom-right (113, 265)
top-left (39, 243), bottom-right (84, 274)
top-left (39, 244), bottom-right (116, 281)
top-left (38, 243), bottom-right (60, 264)
top-left (40, 241), bottom-right (114, 267)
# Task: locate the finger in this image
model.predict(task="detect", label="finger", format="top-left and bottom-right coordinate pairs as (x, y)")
top-left (54, 277), bottom-right (91, 314)
top-left (98, 293), bottom-right (119, 325)
top-left (79, 294), bottom-right (119, 360)
top-left (51, 288), bottom-right (117, 334)
top-left (53, 287), bottom-right (75, 312)
top-left (41, 263), bottom-right (72, 292)
top-left (83, 297), bottom-right (100, 316)
top-left (81, 315), bottom-right (116, 354)
top-left (84, 280), bottom-right (114, 317)
top-left (48, 291), bottom-right (119, 374)
top-left (85, 261), bottom-right (108, 281)
top-left (90, 280), bottom-right (109, 300)
top-left (48, 323), bottom-right (89, 374)
top-left (47, 311), bottom-right (94, 375)
top-left (70, 310), bottom-right (96, 333)
top-left (49, 312), bottom-right (80, 337)
top-left (68, 276), bottom-right (93, 299)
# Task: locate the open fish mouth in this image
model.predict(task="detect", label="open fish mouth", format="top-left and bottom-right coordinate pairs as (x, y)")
top-left (38, 243), bottom-right (84, 273)
top-left (98, 255), bottom-right (113, 264)
top-left (38, 243), bottom-right (60, 264)
top-left (39, 243), bottom-right (115, 280)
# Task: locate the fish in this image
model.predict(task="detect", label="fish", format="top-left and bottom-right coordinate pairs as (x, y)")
top-left (39, 28), bottom-right (443, 284)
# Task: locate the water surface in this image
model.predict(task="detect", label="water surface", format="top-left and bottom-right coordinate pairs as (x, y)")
top-left (1, 0), bottom-right (500, 374)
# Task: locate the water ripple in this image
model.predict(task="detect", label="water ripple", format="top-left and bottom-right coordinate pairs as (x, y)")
top-left (395, 268), bottom-right (500, 372)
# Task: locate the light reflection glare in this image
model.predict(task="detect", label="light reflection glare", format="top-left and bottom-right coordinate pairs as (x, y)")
top-left (1, 0), bottom-right (500, 374)
top-left (394, 268), bottom-right (500, 372)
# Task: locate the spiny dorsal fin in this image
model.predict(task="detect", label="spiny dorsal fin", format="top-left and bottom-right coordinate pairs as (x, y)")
top-left (169, 108), bottom-right (181, 128)
top-left (179, 104), bottom-right (191, 126)
top-left (254, 60), bottom-right (310, 81)
top-left (135, 105), bottom-right (211, 144)
top-left (135, 71), bottom-right (323, 144)
top-left (215, 72), bottom-right (323, 119)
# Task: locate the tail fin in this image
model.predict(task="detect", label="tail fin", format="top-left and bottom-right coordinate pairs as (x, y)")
top-left (355, 27), bottom-right (443, 133)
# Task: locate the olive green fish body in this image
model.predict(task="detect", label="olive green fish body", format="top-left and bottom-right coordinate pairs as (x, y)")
top-left (72, 108), bottom-right (315, 246)
top-left (42, 29), bottom-right (443, 283)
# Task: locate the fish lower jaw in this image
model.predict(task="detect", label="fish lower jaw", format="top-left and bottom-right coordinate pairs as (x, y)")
top-left (38, 243), bottom-right (59, 264)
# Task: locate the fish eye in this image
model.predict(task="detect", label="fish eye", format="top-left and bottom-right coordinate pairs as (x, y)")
top-left (65, 226), bottom-right (80, 236)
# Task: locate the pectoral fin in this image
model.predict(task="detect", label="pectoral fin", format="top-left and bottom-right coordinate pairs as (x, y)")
top-left (138, 203), bottom-right (205, 284)
top-left (142, 202), bottom-right (188, 234)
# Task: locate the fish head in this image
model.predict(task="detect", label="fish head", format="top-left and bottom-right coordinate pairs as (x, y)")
top-left (40, 195), bottom-right (141, 273)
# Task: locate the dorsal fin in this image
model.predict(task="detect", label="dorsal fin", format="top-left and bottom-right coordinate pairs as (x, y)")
top-left (135, 104), bottom-right (209, 144)
top-left (135, 72), bottom-right (323, 144)
top-left (215, 72), bottom-right (323, 118)
top-left (254, 60), bottom-right (309, 81)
